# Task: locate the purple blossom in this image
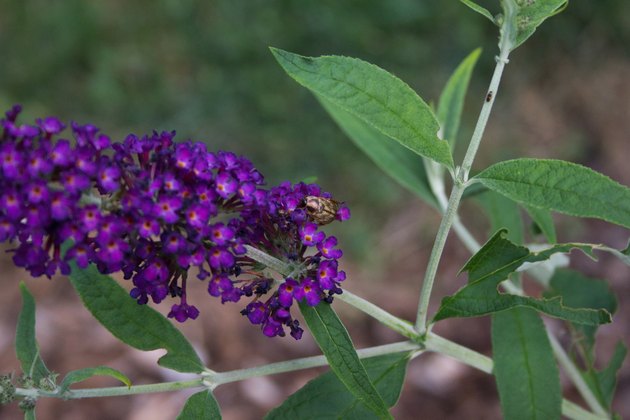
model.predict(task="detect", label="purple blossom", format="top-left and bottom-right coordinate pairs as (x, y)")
top-left (299, 223), bottom-right (325, 246)
top-left (0, 105), bottom-right (350, 340)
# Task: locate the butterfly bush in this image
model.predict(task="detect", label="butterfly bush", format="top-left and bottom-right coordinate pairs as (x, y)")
top-left (0, 105), bottom-right (350, 339)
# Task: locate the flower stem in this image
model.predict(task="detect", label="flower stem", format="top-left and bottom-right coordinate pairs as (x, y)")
top-left (335, 290), bottom-right (417, 340)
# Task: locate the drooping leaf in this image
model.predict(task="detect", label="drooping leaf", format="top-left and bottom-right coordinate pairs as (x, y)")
top-left (59, 366), bottom-right (131, 393)
top-left (176, 390), bottom-right (221, 420)
top-left (524, 205), bottom-right (557, 243)
top-left (459, 0), bottom-right (496, 23)
top-left (477, 190), bottom-right (524, 244)
top-left (433, 230), bottom-right (613, 325)
top-left (318, 96), bottom-right (437, 208)
top-left (299, 302), bottom-right (392, 419)
top-left (271, 48), bottom-right (454, 169)
top-left (474, 159), bottom-right (630, 229)
top-left (437, 48), bottom-right (482, 149)
top-left (266, 352), bottom-right (410, 419)
top-left (582, 342), bottom-right (627, 409)
top-left (492, 307), bottom-right (561, 420)
top-left (509, 0), bottom-right (569, 50)
top-left (16, 283), bottom-right (51, 382)
top-left (69, 263), bottom-right (203, 373)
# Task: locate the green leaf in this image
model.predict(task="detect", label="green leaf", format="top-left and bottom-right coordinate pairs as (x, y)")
top-left (511, 0), bottom-right (569, 50)
top-left (299, 302), bottom-right (392, 419)
top-left (24, 410), bottom-right (36, 420)
top-left (462, 180), bottom-right (488, 199)
top-left (477, 190), bottom-right (524, 244)
top-left (16, 283), bottom-right (51, 382)
top-left (474, 159), bottom-right (630, 229)
top-left (545, 269), bottom-right (617, 353)
top-left (433, 229), bottom-right (612, 325)
top-left (437, 48), bottom-right (482, 149)
top-left (266, 352), bottom-right (410, 419)
top-left (318, 96), bottom-right (437, 208)
top-left (544, 269), bottom-right (624, 409)
top-left (459, 0), bottom-right (496, 23)
top-left (271, 48), bottom-right (454, 169)
top-left (492, 307), bottom-right (561, 420)
top-left (524, 205), bottom-right (557, 243)
top-left (69, 263), bottom-right (203, 373)
top-left (176, 390), bottom-right (221, 420)
top-left (59, 366), bottom-right (131, 393)
top-left (582, 342), bottom-right (627, 409)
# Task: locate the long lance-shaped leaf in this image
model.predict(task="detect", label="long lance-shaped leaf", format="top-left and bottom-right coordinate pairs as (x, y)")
top-left (16, 283), bottom-right (51, 382)
top-left (266, 352), bottom-right (410, 419)
top-left (437, 48), bottom-right (482, 149)
top-left (433, 229), bottom-right (623, 325)
top-left (59, 367), bottom-right (131, 393)
top-left (299, 302), bottom-right (392, 419)
top-left (492, 307), bottom-right (562, 420)
top-left (271, 48), bottom-right (454, 169)
top-left (176, 390), bottom-right (221, 420)
top-left (474, 159), bottom-right (630, 230)
top-left (318, 96), bottom-right (437, 208)
top-left (69, 263), bottom-right (203, 373)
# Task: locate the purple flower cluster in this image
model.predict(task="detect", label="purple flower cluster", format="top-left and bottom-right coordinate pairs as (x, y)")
top-left (0, 106), bottom-right (350, 339)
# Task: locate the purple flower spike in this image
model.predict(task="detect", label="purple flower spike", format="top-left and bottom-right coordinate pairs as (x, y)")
top-left (0, 105), bottom-right (351, 340)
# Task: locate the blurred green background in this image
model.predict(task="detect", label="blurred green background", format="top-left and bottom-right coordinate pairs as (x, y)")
top-left (1, 0), bottom-right (627, 260)
top-left (1, 1), bottom-right (629, 418)
top-left (0, 0), bottom-right (630, 256)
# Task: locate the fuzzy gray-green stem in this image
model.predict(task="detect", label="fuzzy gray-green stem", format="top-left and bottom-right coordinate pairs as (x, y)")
top-left (414, 0), bottom-right (516, 334)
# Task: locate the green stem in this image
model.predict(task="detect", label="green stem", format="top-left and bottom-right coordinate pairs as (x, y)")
top-left (335, 290), bottom-right (417, 340)
top-left (414, 181), bottom-right (466, 333)
top-left (414, 6), bottom-right (516, 334)
top-left (14, 342), bottom-right (421, 400)
top-left (210, 340), bottom-right (421, 385)
top-left (15, 379), bottom-right (204, 400)
top-left (245, 245), bottom-right (418, 340)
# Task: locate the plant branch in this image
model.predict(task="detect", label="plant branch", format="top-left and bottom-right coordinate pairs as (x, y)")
top-left (414, 13), bottom-right (515, 333)
top-left (414, 181), bottom-right (466, 333)
top-left (335, 290), bottom-right (417, 340)
top-left (209, 341), bottom-right (421, 386)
